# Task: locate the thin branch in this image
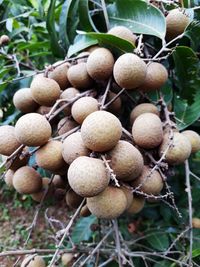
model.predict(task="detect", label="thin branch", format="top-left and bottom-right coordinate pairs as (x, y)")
top-left (100, 0), bottom-right (110, 30)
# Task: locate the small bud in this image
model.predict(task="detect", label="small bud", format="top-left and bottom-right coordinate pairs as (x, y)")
top-left (0, 35), bottom-right (10, 46)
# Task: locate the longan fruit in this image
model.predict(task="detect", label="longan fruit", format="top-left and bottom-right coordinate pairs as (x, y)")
top-left (4, 169), bottom-right (14, 188)
top-left (81, 110), bottom-right (122, 152)
top-left (21, 255), bottom-right (46, 267)
top-left (60, 87), bottom-right (80, 115)
top-left (107, 91), bottom-right (122, 114)
top-left (49, 62), bottom-right (70, 90)
top-left (8, 147), bottom-right (29, 171)
top-left (52, 175), bottom-right (66, 189)
top-left (36, 106), bottom-right (52, 115)
top-left (65, 189), bottom-right (83, 209)
top-left (182, 130), bottom-right (200, 153)
top-left (192, 218), bottom-right (200, 229)
top-left (13, 166), bottom-right (42, 194)
top-left (31, 177), bottom-right (54, 202)
top-left (121, 186), bottom-right (134, 209)
top-left (131, 166), bottom-right (163, 195)
top-left (0, 125), bottom-right (21, 156)
top-left (80, 205), bottom-right (91, 217)
top-left (127, 196), bottom-right (145, 214)
top-left (130, 103), bottom-right (159, 125)
top-left (30, 74), bottom-right (61, 106)
top-left (13, 88), bottom-right (39, 113)
top-left (57, 117), bottom-right (78, 136)
top-left (159, 132), bottom-right (191, 165)
top-left (61, 253), bottom-right (74, 267)
top-left (87, 186), bottom-right (127, 219)
top-left (107, 140), bottom-right (144, 181)
top-left (62, 132), bottom-right (90, 165)
top-left (132, 113), bottom-right (163, 149)
top-left (15, 113), bottom-right (52, 147)
top-left (113, 53), bottom-right (147, 90)
top-left (71, 96), bottom-right (99, 124)
top-left (0, 35), bottom-right (10, 46)
top-left (87, 48), bottom-right (114, 80)
top-left (108, 26), bottom-right (137, 45)
top-left (67, 62), bottom-right (93, 89)
top-left (76, 51), bottom-right (90, 63)
top-left (68, 156), bottom-right (109, 197)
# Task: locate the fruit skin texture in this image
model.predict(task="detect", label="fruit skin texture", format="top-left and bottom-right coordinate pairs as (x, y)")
top-left (57, 117), bottom-right (78, 136)
top-left (21, 255), bottom-right (46, 267)
top-left (127, 196), bottom-right (145, 214)
top-left (159, 132), bottom-right (191, 165)
top-left (15, 113), bottom-right (52, 147)
top-left (131, 166), bottom-right (163, 195)
top-left (107, 140), bottom-right (144, 181)
top-left (4, 169), bottom-right (14, 188)
top-left (113, 53), bottom-right (147, 90)
top-left (13, 88), bottom-right (39, 113)
top-left (62, 132), bottom-right (90, 164)
top-left (130, 103), bottom-right (159, 125)
top-left (31, 177), bottom-right (54, 202)
top-left (166, 9), bottom-right (190, 39)
top-left (68, 156), bottom-right (109, 197)
top-left (87, 48), bottom-right (114, 81)
top-left (107, 91), bottom-right (122, 114)
top-left (81, 110), bottom-right (122, 152)
top-left (13, 166), bottom-right (42, 194)
top-left (65, 189), bottom-right (83, 209)
top-left (108, 26), bottom-right (137, 45)
top-left (87, 186), bottom-right (127, 219)
top-left (182, 130), bottom-right (200, 153)
top-left (60, 87), bottom-right (80, 116)
top-left (67, 62), bottom-right (93, 89)
top-left (49, 62), bottom-right (70, 90)
top-left (0, 125), bottom-right (21, 156)
top-left (52, 175), bottom-right (66, 189)
top-left (121, 186), bottom-right (134, 209)
top-left (36, 140), bottom-right (65, 171)
top-left (30, 74), bottom-right (61, 106)
top-left (61, 253), bottom-right (74, 267)
top-left (71, 96), bottom-right (99, 124)
top-left (139, 62), bottom-right (168, 92)
top-left (192, 218), bottom-right (200, 229)
top-left (80, 205), bottom-right (91, 217)
top-left (132, 113), bottom-right (163, 149)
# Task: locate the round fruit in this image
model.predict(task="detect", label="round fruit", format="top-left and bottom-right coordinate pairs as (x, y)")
top-left (182, 130), bottom-right (200, 153)
top-left (21, 255), bottom-right (46, 267)
top-left (62, 132), bottom-right (90, 164)
top-left (131, 166), bottom-right (163, 195)
top-left (0, 125), bottom-right (21, 156)
top-left (13, 166), bottom-right (42, 194)
top-left (80, 205), bottom-right (91, 217)
top-left (0, 35), bottom-right (10, 45)
top-left (87, 186), bottom-right (127, 219)
top-left (81, 110), bottom-right (122, 152)
top-left (8, 147), bottom-right (29, 171)
top-left (49, 62), bottom-right (70, 90)
top-left (65, 189), bottom-right (83, 209)
top-left (54, 188), bottom-right (66, 201)
top-left (127, 196), bottom-right (145, 214)
top-left (36, 140), bottom-right (65, 171)
top-left (121, 186), bottom-right (133, 209)
top-left (113, 53), bottom-right (147, 89)
top-left (107, 91), bottom-right (122, 114)
top-left (30, 74), bottom-right (61, 106)
top-left (67, 62), bottom-right (93, 89)
top-left (166, 9), bottom-right (190, 39)
top-left (87, 48), bottom-right (114, 80)
top-left (139, 62), bottom-right (168, 91)
top-left (61, 253), bottom-right (74, 267)
top-left (52, 175), bottom-right (66, 188)
top-left (60, 87), bottom-right (80, 116)
top-left (108, 26), bottom-right (137, 45)
top-left (13, 88), bottom-right (39, 113)
top-left (159, 132), bottom-right (191, 165)
top-left (192, 218), bottom-right (200, 229)
top-left (77, 51), bottom-right (90, 63)
top-left (4, 169), bottom-right (14, 188)
top-left (36, 106), bottom-right (52, 115)
top-left (15, 113), bottom-right (52, 146)
top-left (130, 103), bottom-right (159, 125)
top-left (31, 177), bottom-right (54, 202)
top-left (68, 156), bottom-right (109, 197)
top-left (71, 96), bottom-right (99, 124)
top-left (57, 117), bottom-right (78, 136)
top-left (107, 140), bottom-right (144, 181)
top-left (132, 113), bottom-right (163, 149)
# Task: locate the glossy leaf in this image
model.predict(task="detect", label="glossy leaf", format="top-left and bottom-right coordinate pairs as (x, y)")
top-left (147, 233), bottom-right (169, 251)
top-left (79, 0), bottom-right (98, 32)
top-left (184, 20), bottom-right (200, 51)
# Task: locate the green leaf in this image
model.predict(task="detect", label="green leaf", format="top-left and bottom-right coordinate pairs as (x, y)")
top-left (153, 260), bottom-right (172, 267)
top-left (192, 248), bottom-right (200, 258)
top-left (147, 233), bottom-right (169, 251)
top-left (72, 215), bottom-right (97, 243)
top-left (184, 20), bottom-right (200, 51)
top-left (46, 0), bottom-right (64, 57)
top-left (107, 0), bottom-right (166, 41)
top-left (148, 83), bottom-right (173, 104)
top-left (79, 0), bottom-right (98, 32)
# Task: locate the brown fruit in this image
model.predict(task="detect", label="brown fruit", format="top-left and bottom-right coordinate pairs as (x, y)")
top-left (4, 169), bottom-right (14, 188)
top-left (127, 196), bottom-right (145, 214)
top-left (130, 103), bottom-right (159, 125)
top-left (60, 87), bottom-right (80, 115)
top-left (13, 166), bottom-right (42, 194)
top-left (13, 88), bottom-right (39, 113)
top-left (87, 48), bottom-right (114, 80)
top-left (65, 189), bottom-right (83, 209)
top-left (86, 45), bottom-right (99, 53)
top-left (80, 205), bottom-right (91, 217)
top-left (0, 125), bottom-right (21, 156)
top-left (36, 140), bottom-right (65, 171)
top-left (30, 74), bottom-right (61, 106)
top-left (77, 51), bottom-right (90, 63)
top-left (0, 35), bottom-right (10, 45)
top-left (108, 26), bottom-right (137, 45)
top-left (8, 147), bottom-right (29, 171)
top-left (36, 106), bottom-right (52, 115)
top-left (131, 166), bottom-right (163, 195)
top-left (54, 188), bottom-right (66, 200)
top-left (121, 186), bottom-right (134, 209)
top-left (81, 110), bottom-right (122, 152)
top-left (57, 117), bottom-right (78, 136)
top-left (68, 156), bottom-right (109, 197)
top-left (49, 62), bottom-right (70, 90)
top-left (61, 253), bottom-right (74, 267)
top-left (132, 113), bottom-right (163, 149)
top-left (107, 91), bottom-right (122, 114)
top-left (52, 175), bottom-right (66, 188)
top-left (31, 177), bottom-right (54, 202)
top-left (62, 132), bottom-right (90, 164)
top-left (182, 130), bottom-right (200, 153)
top-left (113, 53), bottom-right (147, 90)
top-left (139, 63), bottom-right (168, 92)
top-left (87, 186), bottom-right (127, 219)
top-left (107, 140), bottom-right (144, 181)
top-left (192, 218), bottom-right (200, 229)
top-left (21, 255), bottom-right (46, 267)
top-left (166, 9), bottom-right (190, 39)
top-left (159, 132), bottom-right (191, 165)
top-left (15, 113), bottom-right (52, 146)
top-left (68, 62), bottom-right (93, 89)
top-left (71, 96), bottom-right (99, 124)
